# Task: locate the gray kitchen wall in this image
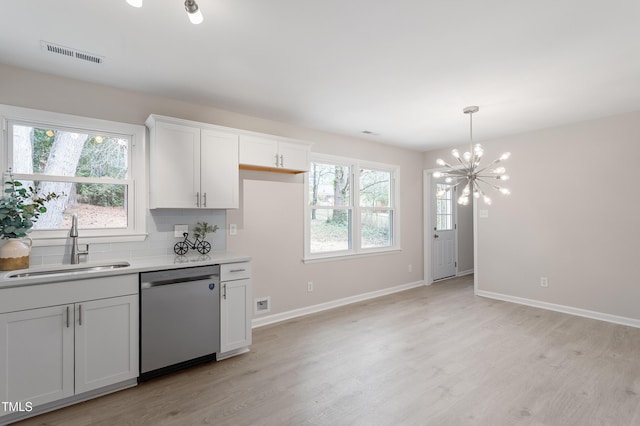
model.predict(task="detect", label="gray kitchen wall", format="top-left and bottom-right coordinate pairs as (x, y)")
top-left (0, 63), bottom-right (424, 319)
top-left (424, 110), bottom-right (640, 322)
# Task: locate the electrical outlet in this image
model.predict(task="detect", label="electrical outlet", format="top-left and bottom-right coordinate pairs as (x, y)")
top-left (174, 224), bottom-right (188, 238)
top-left (229, 224), bottom-right (237, 235)
top-left (408, 264), bottom-right (413, 273)
top-left (540, 277), bottom-right (549, 288)
top-left (307, 281), bottom-right (313, 292)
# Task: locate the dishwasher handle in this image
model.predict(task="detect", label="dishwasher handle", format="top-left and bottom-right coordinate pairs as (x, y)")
top-left (141, 274), bottom-right (218, 289)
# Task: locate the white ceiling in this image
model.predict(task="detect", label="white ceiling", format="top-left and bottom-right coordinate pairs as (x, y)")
top-left (1, 0), bottom-right (639, 151)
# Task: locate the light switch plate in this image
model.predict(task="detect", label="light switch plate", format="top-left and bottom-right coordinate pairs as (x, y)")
top-left (229, 224), bottom-right (237, 235)
top-left (174, 224), bottom-right (189, 238)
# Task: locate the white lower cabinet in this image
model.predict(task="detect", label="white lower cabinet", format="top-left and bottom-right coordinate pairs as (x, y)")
top-left (0, 275), bottom-right (138, 421)
top-left (74, 295), bottom-right (139, 394)
top-left (0, 305), bottom-right (74, 407)
top-left (220, 262), bottom-right (252, 354)
top-left (0, 295), bottom-right (138, 408)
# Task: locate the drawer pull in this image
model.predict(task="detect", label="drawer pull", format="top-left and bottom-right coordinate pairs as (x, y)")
top-left (229, 269), bottom-right (246, 273)
top-left (66, 306), bottom-right (70, 328)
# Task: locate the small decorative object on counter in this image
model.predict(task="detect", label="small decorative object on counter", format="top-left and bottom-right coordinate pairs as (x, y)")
top-left (0, 171), bottom-right (61, 270)
top-left (173, 222), bottom-right (218, 255)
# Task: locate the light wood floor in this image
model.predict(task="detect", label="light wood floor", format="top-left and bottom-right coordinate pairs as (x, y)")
top-left (14, 276), bottom-right (640, 425)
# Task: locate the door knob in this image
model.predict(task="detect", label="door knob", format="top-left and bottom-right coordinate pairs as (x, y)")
top-left (434, 234), bottom-right (439, 238)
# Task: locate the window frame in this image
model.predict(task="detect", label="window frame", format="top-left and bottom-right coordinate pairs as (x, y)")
top-left (304, 153), bottom-right (400, 261)
top-left (0, 104), bottom-right (147, 246)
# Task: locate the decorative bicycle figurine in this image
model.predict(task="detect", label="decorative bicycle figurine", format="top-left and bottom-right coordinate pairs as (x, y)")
top-left (173, 232), bottom-right (211, 255)
top-left (173, 222), bottom-right (218, 256)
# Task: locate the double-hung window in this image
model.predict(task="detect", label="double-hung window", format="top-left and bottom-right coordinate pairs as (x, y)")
top-left (305, 154), bottom-right (399, 260)
top-left (1, 104), bottom-right (146, 244)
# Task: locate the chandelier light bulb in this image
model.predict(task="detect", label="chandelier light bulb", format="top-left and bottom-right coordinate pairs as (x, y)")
top-left (451, 149), bottom-right (460, 158)
top-left (436, 158), bottom-right (446, 166)
top-left (458, 196), bottom-right (469, 205)
top-left (483, 195), bottom-right (492, 205)
top-left (499, 188), bottom-right (511, 195)
top-left (433, 171), bottom-right (443, 178)
top-left (500, 152), bottom-right (511, 161)
top-left (463, 151), bottom-right (472, 161)
top-left (445, 177), bottom-right (452, 183)
top-left (493, 167), bottom-right (506, 174)
top-left (498, 174), bottom-right (510, 181)
top-left (185, 0), bottom-right (204, 24)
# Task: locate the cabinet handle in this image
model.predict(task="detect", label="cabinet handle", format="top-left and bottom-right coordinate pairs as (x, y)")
top-left (230, 269), bottom-right (246, 273)
top-left (279, 154), bottom-right (284, 167)
top-left (78, 304), bottom-right (82, 326)
top-left (274, 153), bottom-right (279, 167)
top-left (66, 306), bottom-right (70, 328)
top-left (203, 192), bottom-right (207, 208)
top-left (223, 283), bottom-right (227, 300)
top-left (196, 192), bottom-right (200, 207)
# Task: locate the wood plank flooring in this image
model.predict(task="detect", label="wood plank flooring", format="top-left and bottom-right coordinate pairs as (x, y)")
top-left (13, 275), bottom-right (640, 425)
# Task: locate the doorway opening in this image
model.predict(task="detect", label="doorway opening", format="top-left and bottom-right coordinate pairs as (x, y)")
top-left (424, 170), bottom-right (476, 288)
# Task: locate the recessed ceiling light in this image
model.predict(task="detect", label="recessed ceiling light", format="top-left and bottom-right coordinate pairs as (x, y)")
top-left (362, 130), bottom-right (379, 136)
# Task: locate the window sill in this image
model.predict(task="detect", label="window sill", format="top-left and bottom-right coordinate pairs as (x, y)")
top-left (303, 248), bottom-right (402, 264)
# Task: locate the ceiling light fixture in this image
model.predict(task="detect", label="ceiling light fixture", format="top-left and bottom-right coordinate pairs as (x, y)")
top-left (433, 106), bottom-right (511, 206)
top-left (125, 0), bottom-right (203, 24)
top-left (184, 0), bottom-right (204, 24)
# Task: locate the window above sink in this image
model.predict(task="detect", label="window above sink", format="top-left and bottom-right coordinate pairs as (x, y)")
top-left (0, 104), bottom-right (147, 246)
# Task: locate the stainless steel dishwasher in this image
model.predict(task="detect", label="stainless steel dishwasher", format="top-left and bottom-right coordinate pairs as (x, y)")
top-left (139, 265), bottom-right (220, 381)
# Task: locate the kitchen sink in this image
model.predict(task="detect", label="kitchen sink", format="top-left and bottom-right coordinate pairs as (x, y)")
top-left (6, 261), bottom-right (131, 278)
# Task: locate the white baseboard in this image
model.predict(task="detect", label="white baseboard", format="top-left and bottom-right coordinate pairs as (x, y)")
top-left (476, 290), bottom-right (640, 329)
top-left (252, 280), bottom-right (425, 328)
top-left (457, 269), bottom-right (474, 277)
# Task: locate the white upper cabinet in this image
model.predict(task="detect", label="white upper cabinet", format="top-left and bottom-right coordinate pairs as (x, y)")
top-left (146, 115), bottom-right (239, 209)
top-left (239, 135), bottom-right (311, 173)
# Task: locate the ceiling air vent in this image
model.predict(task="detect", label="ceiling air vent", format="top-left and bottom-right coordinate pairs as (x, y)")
top-left (40, 41), bottom-right (105, 64)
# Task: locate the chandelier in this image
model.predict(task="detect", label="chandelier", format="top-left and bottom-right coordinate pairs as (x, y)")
top-left (126, 0), bottom-right (204, 25)
top-left (433, 106), bottom-right (511, 205)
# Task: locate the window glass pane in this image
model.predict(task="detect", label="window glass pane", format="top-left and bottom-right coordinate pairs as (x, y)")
top-left (310, 208), bottom-right (351, 253)
top-left (308, 162), bottom-right (350, 207)
top-left (21, 180), bottom-right (128, 230)
top-left (12, 124), bottom-right (129, 179)
top-left (435, 183), bottom-right (453, 231)
top-left (361, 210), bottom-right (392, 249)
top-left (360, 169), bottom-right (390, 207)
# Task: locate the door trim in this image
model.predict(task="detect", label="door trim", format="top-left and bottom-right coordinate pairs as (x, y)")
top-left (423, 169), bottom-right (478, 293)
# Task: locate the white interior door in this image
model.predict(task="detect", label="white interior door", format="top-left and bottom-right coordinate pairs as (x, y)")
top-left (432, 180), bottom-right (456, 280)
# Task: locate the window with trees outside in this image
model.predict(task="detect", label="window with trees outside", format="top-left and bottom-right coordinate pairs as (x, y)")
top-left (306, 155), bottom-right (399, 259)
top-left (1, 105), bottom-right (146, 244)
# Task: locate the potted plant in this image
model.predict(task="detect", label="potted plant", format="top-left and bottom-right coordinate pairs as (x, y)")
top-left (0, 175), bottom-right (60, 270)
top-left (193, 221), bottom-right (218, 241)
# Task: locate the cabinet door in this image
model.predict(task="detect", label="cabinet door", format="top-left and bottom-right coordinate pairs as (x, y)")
top-left (278, 141), bottom-right (310, 172)
top-left (0, 305), bottom-right (74, 408)
top-left (239, 135), bottom-right (279, 169)
top-left (201, 129), bottom-right (239, 209)
top-left (74, 295), bottom-right (139, 394)
top-left (150, 121), bottom-right (201, 208)
top-left (220, 278), bottom-right (252, 353)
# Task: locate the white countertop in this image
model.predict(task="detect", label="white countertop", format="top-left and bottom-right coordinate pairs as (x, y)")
top-left (0, 251), bottom-right (251, 289)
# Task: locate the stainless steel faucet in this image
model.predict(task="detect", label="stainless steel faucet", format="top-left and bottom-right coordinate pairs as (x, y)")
top-left (70, 213), bottom-right (89, 264)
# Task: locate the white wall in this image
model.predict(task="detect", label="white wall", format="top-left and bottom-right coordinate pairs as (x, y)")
top-left (424, 111), bottom-right (640, 321)
top-left (0, 63), bottom-right (424, 316)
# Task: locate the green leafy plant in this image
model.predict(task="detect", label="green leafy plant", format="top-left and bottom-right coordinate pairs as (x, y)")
top-left (0, 176), bottom-right (61, 239)
top-left (193, 222), bottom-right (218, 240)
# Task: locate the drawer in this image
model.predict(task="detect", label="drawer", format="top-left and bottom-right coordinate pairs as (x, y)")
top-left (221, 262), bottom-right (251, 281)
